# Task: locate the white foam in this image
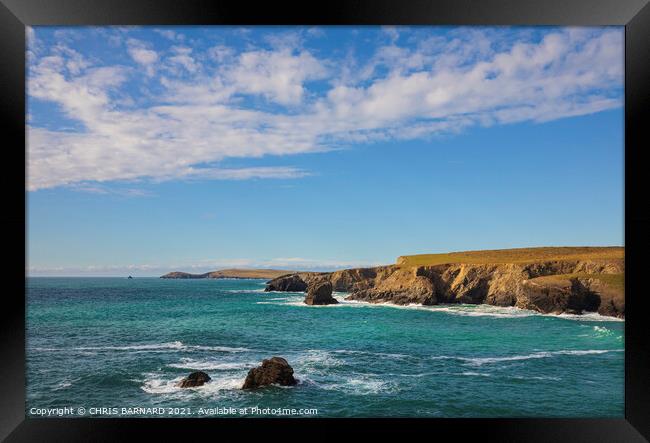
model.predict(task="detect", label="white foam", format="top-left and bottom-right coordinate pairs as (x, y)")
top-left (511, 375), bottom-right (562, 381)
top-left (591, 325), bottom-right (618, 337)
top-left (426, 304), bottom-right (536, 318)
top-left (315, 375), bottom-right (396, 395)
top-left (141, 375), bottom-right (187, 394)
top-left (53, 379), bottom-right (76, 390)
top-left (33, 341), bottom-right (184, 352)
top-left (141, 373), bottom-right (245, 395)
top-left (33, 341), bottom-right (250, 353)
top-left (460, 371), bottom-right (491, 377)
top-left (168, 358), bottom-right (253, 371)
top-left (321, 299), bottom-right (538, 318)
top-left (450, 349), bottom-right (622, 366)
top-left (265, 294), bottom-right (625, 322)
top-left (293, 350), bottom-right (346, 369)
top-left (331, 349), bottom-right (410, 360)
top-left (226, 289), bottom-right (266, 293)
top-left (185, 345), bottom-right (251, 352)
top-left (554, 312), bottom-right (624, 322)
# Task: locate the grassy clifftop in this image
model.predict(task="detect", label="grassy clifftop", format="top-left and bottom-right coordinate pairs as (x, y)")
top-left (397, 246), bottom-right (624, 267)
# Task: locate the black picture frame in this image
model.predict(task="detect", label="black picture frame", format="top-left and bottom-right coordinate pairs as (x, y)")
top-left (1, 0), bottom-right (648, 440)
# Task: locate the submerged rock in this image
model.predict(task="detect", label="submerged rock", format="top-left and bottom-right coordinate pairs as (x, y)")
top-left (177, 371), bottom-right (211, 388)
top-left (242, 357), bottom-right (297, 389)
top-left (304, 280), bottom-right (338, 305)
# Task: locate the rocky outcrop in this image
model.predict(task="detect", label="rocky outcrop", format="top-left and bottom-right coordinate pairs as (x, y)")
top-left (519, 277), bottom-right (601, 315)
top-left (242, 357), bottom-right (297, 389)
top-left (266, 257), bottom-right (625, 318)
top-left (177, 371), bottom-right (211, 388)
top-left (265, 273), bottom-right (310, 292)
top-left (348, 266), bottom-right (437, 305)
top-left (304, 280), bottom-right (338, 305)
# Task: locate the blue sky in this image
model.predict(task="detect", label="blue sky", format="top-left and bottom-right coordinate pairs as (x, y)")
top-left (26, 26), bottom-right (624, 276)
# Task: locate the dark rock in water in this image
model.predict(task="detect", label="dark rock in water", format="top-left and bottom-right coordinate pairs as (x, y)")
top-left (177, 371), bottom-right (211, 388)
top-left (304, 280), bottom-right (338, 305)
top-left (265, 274), bottom-right (308, 292)
top-left (127, 275), bottom-right (133, 279)
top-left (242, 357), bottom-right (297, 389)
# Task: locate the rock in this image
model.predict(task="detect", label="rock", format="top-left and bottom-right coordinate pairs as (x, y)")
top-left (177, 371), bottom-right (211, 388)
top-left (265, 273), bottom-right (308, 292)
top-left (242, 357), bottom-right (297, 389)
top-left (345, 266), bottom-right (436, 305)
top-left (304, 280), bottom-right (338, 305)
top-left (579, 277), bottom-right (625, 318)
top-left (264, 253), bottom-right (625, 319)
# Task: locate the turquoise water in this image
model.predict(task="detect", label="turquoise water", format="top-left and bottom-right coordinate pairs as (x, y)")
top-left (26, 277), bottom-right (624, 418)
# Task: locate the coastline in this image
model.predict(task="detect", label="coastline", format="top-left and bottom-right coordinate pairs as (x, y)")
top-left (261, 291), bottom-right (625, 322)
top-left (264, 247), bottom-right (625, 319)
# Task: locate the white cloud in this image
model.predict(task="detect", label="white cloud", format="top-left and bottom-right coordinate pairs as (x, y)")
top-left (226, 48), bottom-right (327, 105)
top-left (67, 183), bottom-right (155, 197)
top-left (176, 166), bottom-right (310, 181)
top-left (27, 28), bottom-right (623, 192)
top-left (207, 45), bottom-right (234, 63)
top-left (126, 38), bottom-right (158, 76)
top-left (167, 45), bottom-right (199, 73)
top-left (154, 29), bottom-right (186, 42)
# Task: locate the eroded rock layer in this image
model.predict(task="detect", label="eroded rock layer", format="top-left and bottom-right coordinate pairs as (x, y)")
top-left (265, 258), bottom-right (624, 318)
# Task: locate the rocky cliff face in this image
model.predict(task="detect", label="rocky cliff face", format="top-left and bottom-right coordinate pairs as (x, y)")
top-left (265, 258), bottom-right (624, 318)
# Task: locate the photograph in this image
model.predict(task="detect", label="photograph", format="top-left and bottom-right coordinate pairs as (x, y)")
top-left (25, 25), bottom-right (625, 419)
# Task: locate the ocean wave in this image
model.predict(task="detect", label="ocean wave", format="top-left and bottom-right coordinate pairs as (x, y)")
top-left (52, 378), bottom-right (78, 390)
top-left (32, 341), bottom-right (251, 353)
top-left (431, 349), bottom-right (622, 366)
top-left (426, 305), bottom-right (536, 318)
top-left (263, 294), bottom-right (625, 322)
top-left (141, 373), bottom-right (244, 395)
top-left (590, 325), bottom-right (619, 338)
top-left (330, 349), bottom-right (411, 360)
top-left (33, 341), bottom-right (184, 352)
top-left (322, 299), bottom-right (538, 318)
top-left (554, 312), bottom-right (624, 322)
top-left (168, 358), bottom-right (254, 371)
top-left (460, 371), bottom-right (491, 377)
top-left (184, 344), bottom-right (251, 352)
top-left (312, 375), bottom-right (397, 395)
top-left (225, 289), bottom-right (266, 293)
top-left (510, 375), bottom-right (562, 381)
top-left (293, 350), bottom-right (346, 369)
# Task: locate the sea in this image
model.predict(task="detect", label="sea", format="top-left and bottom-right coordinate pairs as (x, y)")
top-left (26, 277), bottom-right (625, 418)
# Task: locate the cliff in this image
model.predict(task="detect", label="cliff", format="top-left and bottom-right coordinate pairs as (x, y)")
top-left (265, 247), bottom-right (625, 318)
top-left (161, 268), bottom-right (295, 280)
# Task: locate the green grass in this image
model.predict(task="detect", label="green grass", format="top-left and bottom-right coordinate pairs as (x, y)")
top-left (397, 246), bottom-right (624, 267)
top-left (531, 273), bottom-right (624, 291)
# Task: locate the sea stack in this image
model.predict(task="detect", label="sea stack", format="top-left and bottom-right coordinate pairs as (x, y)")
top-left (304, 280), bottom-right (338, 305)
top-left (242, 357), bottom-right (297, 389)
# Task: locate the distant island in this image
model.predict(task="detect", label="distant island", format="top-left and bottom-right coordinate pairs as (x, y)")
top-left (264, 247), bottom-right (625, 318)
top-left (160, 268), bottom-right (295, 280)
